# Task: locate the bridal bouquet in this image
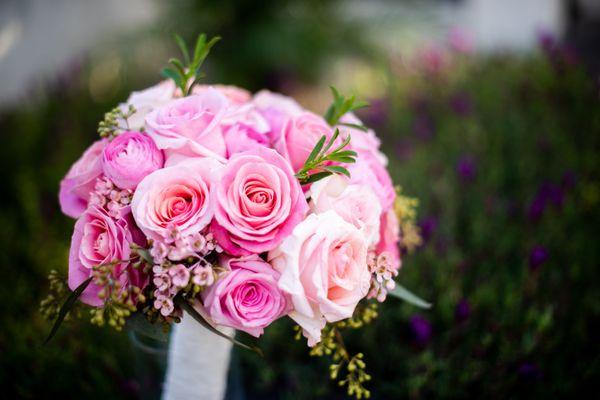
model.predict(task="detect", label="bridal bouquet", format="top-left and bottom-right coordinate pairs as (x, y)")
top-left (42, 34), bottom-right (427, 399)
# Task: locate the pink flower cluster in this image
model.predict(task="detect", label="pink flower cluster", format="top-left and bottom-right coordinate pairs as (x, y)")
top-left (59, 82), bottom-right (404, 345)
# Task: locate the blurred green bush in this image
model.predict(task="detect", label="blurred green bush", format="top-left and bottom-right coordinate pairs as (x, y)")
top-left (1, 5), bottom-right (599, 398)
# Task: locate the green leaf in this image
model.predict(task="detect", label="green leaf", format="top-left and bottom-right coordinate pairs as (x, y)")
top-left (126, 313), bottom-right (169, 342)
top-left (338, 122), bottom-right (369, 132)
top-left (192, 33), bottom-right (207, 66)
top-left (388, 283), bottom-right (432, 309)
top-left (304, 135), bottom-right (327, 167)
top-left (174, 34), bottom-right (190, 65)
top-left (322, 129), bottom-right (340, 154)
top-left (169, 58), bottom-right (186, 76)
top-left (134, 247), bottom-right (154, 265)
top-left (331, 150), bottom-right (358, 158)
top-left (176, 297), bottom-right (263, 356)
top-left (303, 171), bottom-right (333, 184)
top-left (324, 165), bottom-right (350, 177)
top-left (351, 100), bottom-right (370, 111)
top-left (161, 67), bottom-right (183, 89)
top-left (44, 277), bottom-right (93, 344)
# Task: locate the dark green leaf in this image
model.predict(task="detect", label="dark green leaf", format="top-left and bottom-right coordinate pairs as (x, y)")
top-left (192, 33), bottom-right (207, 66)
top-left (44, 277), bottom-right (92, 345)
top-left (169, 58), bottom-right (186, 75)
top-left (322, 129), bottom-right (340, 154)
top-left (388, 284), bottom-right (432, 309)
top-left (161, 67), bottom-right (183, 89)
top-left (304, 135), bottom-right (327, 167)
top-left (176, 297), bottom-right (263, 356)
top-left (303, 171), bottom-right (333, 184)
top-left (174, 34), bottom-right (190, 65)
top-left (332, 150), bottom-right (358, 158)
top-left (126, 313), bottom-right (169, 342)
top-left (338, 122), bottom-right (369, 132)
top-left (324, 165), bottom-right (350, 177)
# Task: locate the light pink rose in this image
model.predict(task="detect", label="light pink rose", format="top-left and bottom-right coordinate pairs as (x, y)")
top-left (348, 150), bottom-right (396, 211)
top-left (376, 208), bottom-right (402, 271)
top-left (101, 131), bottom-right (164, 190)
top-left (193, 84), bottom-right (251, 105)
top-left (68, 206), bottom-right (147, 306)
top-left (145, 88), bottom-right (229, 161)
top-left (268, 211), bottom-right (370, 346)
top-left (203, 255), bottom-right (289, 337)
top-left (123, 80), bottom-right (176, 130)
top-left (275, 111), bottom-right (335, 172)
top-left (252, 90), bottom-right (303, 144)
top-left (131, 158), bottom-right (223, 241)
top-left (309, 175), bottom-right (381, 246)
top-left (59, 140), bottom-right (106, 218)
top-left (212, 147), bottom-right (308, 255)
top-left (221, 104), bottom-right (271, 157)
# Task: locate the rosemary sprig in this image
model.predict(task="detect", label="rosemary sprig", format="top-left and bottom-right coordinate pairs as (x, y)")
top-left (324, 86), bottom-right (370, 126)
top-left (295, 128), bottom-right (357, 185)
top-left (162, 33), bottom-right (221, 97)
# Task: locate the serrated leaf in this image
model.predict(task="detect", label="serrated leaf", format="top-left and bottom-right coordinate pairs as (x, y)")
top-left (44, 277), bottom-right (93, 345)
top-left (174, 34), bottom-right (190, 65)
top-left (388, 283), bottom-right (432, 309)
top-left (324, 165), bottom-right (350, 177)
top-left (176, 297), bottom-right (263, 356)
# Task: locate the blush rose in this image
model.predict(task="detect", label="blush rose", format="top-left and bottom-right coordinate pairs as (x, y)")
top-left (131, 158), bottom-right (223, 241)
top-left (268, 211), bottom-right (370, 346)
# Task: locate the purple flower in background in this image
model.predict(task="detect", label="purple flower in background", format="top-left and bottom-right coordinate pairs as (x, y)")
top-left (395, 139), bottom-right (414, 162)
top-left (410, 315), bottom-right (432, 345)
top-left (527, 193), bottom-right (547, 222)
top-left (518, 362), bottom-right (543, 382)
top-left (528, 180), bottom-right (565, 222)
top-left (419, 216), bottom-right (438, 244)
top-left (450, 91), bottom-right (474, 117)
top-left (456, 154), bottom-right (477, 183)
top-left (561, 170), bottom-right (576, 192)
top-left (360, 98), bottom-right (388, 128)
top-left (529, 245), bottom-right (549, 271)
top-left (537, 30), bottom-right (557, 56)
top-left (412, 112), bottom-right (435, 141)
top-left (455, 299), bottom-right (471, 322)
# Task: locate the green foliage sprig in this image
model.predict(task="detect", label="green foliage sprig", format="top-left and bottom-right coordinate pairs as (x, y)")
top-left (301, 303), bottom-right (378, 399)
top-left (162, 33), bottom-right (221, 96)
top-left (324, 86), bottom-right (369, 127)
top-left (295, 128), bottom-right (357, 184)
top-left (97, 105), bottom-right (136, 138)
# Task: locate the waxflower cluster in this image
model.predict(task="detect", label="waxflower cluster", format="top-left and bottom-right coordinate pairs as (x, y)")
top-left (46, 34), bottom-right (422, 399)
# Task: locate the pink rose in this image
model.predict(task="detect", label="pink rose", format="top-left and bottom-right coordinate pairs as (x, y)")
top-left (348, 151), bottom-right (396, 211)
top-left (221, 104), bottom-right (271, 157)
top-left (145, 88), bottom-right (229, 161)
top-left (339, 113), bottom-right (388, 167)
top-left (252, 90), bottom-right (303, 144)
top-left (59, 140), bottom-right (106, 218)
top-left (275, 111), bottom-right (334, 172)
top-left (212, 147), bottom-right (308, 255)
top-left (376, 208), bottom-right (402, 271)
top-left (193, 84), bottom-right (251, 105)
top-left (203, 255), bottom-right (288, 337)
top-left (268, 211), bottom-right (370, 345)
top-left (309, 175), bottom-right (381, 246)
top-left (68, 206), bottom-right (147, 306)
top-left (131, 158), bottom-right (223, 241)
top-left (123, 80), bottom-right (176, 131)
top-left (101, 131), bottom-right (164, 190)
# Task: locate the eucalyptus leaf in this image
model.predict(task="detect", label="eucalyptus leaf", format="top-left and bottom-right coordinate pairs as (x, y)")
top-left (388, 284), bottom-right (432, 309)
top-left (44, 276), bottom-right (92, 345)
